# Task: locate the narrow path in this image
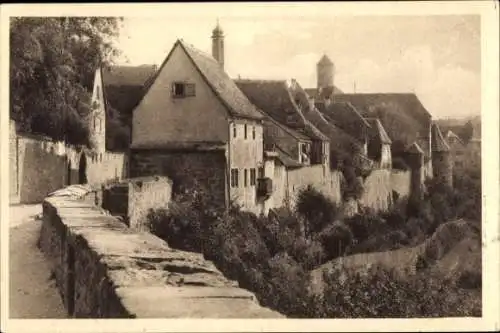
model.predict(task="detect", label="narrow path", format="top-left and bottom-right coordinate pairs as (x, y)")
top-left (9, 204), bottom-right (67, 318)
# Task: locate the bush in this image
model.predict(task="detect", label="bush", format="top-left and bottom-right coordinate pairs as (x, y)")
top-left (457, 270), bottom-right (482, 289)
top-left (341, 166), bottom-right (364, 201)
top-left (344, 212), bottom-right (388, 243)
top-left (316, 265), bottom-right (481, 317)
top-left (316, 221), bottom-right (353, 260)
top-left (296, 185), bottom-right (340, 237)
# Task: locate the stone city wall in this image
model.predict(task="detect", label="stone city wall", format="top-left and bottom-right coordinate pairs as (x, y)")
top-left (38, 184), bottom-right (282, 318)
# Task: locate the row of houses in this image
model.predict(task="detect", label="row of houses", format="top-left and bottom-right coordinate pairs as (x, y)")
top-left (11, 22), bottom-right (454, 213)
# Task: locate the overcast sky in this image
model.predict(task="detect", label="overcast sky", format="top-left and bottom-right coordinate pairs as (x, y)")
top-left (115, 7), bottom-right (481, 119)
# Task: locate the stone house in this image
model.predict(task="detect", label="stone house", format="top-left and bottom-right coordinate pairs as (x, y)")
top-left (234, 79), bottom-right (330, 168)
top-left (130, 26), bottom-right (266, 213)
top-left (333, 93), bottom-right (435, 180)
top-left (234, 78), bottom-right (338, 211)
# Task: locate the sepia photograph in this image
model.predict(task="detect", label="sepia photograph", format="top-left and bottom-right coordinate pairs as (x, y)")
top-left (1, 2), bottom-right (498, 332)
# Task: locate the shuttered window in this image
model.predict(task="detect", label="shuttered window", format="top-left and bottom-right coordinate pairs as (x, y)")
top-left (231, 168), bottom-right (239, 188)
top-left (185, 83), bottom-right (196, 97)
top-left (172, 82), bottom-right (196, 98)
top-left (250, 168), bottom-right (256, 186)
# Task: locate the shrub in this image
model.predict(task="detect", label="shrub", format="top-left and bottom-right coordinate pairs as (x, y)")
top-left (288, 238), bottom-right (326, 270)
top-left (317, 265), bottom-right (481, 317)
top-left (457, 270), bottom-right (482, 289)
top-left (341, 166), bottom-right (364, 201)
top-left (344, 212), bottom-right (388, 243)
top-left (316, 221), bottom-right (354, 260)
top-left (296, 185), bottom-right (340, 237)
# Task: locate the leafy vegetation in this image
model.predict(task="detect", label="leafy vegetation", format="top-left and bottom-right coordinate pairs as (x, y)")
top-left (146, 164), bottom-right (481, 318)
top-left (10, 17), bottom-right (123, 145)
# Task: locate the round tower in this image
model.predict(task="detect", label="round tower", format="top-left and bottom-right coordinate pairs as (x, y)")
top-left (316, 54), bottom-right (335, 89)
top-left (404, 142), bottom-right (425, 202)
top-left (211, 20), bottom-right (225, 69)
top-left (431, 123), bottom-right (453, 187)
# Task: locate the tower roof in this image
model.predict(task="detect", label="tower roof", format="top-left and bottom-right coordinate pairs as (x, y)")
top-left (431, 123), bottom-right (450, 152)
top-left (212, 19), bottom-right (223, 36)
top-left (317, 54), bottom-right (333, 66)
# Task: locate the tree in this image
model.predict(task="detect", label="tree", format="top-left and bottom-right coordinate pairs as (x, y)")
top-left (10, 17), bottom-right (123, 145)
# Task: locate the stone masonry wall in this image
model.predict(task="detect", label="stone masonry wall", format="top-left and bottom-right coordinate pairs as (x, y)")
top-left (390, 170), bottom-right (411, 200)
top-left (38, 184), bottom-right (282, 318)
top-left (128, 176), bottom-right (172, 231)
top-left (12, 135), bottom-right (67, 204)
top-left (359, 169), bottom-right (393, 212)
top-left (130, 149), bottom-right (226, 206)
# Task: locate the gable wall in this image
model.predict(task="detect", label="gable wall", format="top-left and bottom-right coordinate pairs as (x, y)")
top-left (132, 44), bottom-right (229, 147)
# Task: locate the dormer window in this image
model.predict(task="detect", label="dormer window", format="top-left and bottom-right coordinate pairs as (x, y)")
top-left (172, 82), bottom-right (196, 98)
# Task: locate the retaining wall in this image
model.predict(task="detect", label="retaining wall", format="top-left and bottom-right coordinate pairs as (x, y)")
top-left (38, 184), bottom-right (282, 318)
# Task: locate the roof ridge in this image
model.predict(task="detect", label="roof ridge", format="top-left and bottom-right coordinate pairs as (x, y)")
top-left (234, 78), bottom-right (287, 84)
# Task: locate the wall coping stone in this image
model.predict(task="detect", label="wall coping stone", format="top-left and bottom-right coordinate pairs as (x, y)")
top-left (41, 184), bottom-right (283, 318)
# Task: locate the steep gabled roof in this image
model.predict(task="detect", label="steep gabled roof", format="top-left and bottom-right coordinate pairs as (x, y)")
top-left (431, 123), bottom-right (450, 152)
top-left (179, 40), bottom-right (263, 120)
top-left (235, 78), bottom-right (330, 143)
top-left (235, 79), bottom-right (306, 128)
top-left (334, 93), bottom-right (432, 123)
top-left (275, 145), bottom-right (303, 168)
top-left (139, 39), bottom-right (263, 121)
top-left (365, 118), bottom-right (392, 144)
top-left (318, 101), bottom-right (371, 142)
top-left (263, 115), bottom-right (311, 142)
top-left (334, 93), bottom-right (432, 156)
top-left (101, 65), bottom-right (157, 120)
top-left (302, 105), bottom-right (364, 154)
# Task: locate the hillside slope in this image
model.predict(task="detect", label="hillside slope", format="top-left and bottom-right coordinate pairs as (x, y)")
top-left (310, 219), bottom-right (480, 293)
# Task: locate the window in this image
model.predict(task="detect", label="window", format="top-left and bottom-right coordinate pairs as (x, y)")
top-left (93, 116), bottom-right (96, 130)
top-left (96, 87), bottom-right (100, 101)
top-left (258, 167), bottom-right (264, 179)
top-left (172, 82), bottom-right (196, 98)
top-left (244, 169), bottom-right (248, 187)
top-left (231, 168), bottom-right (239, 188)
top-left (233, 124), bottom-right (237, 138)
top-left (250, 168), bottom-right (256, 186)
top-left (252, 126), bottom-right (256, 140)
top-left (244, 124), bottom-right (248, 139)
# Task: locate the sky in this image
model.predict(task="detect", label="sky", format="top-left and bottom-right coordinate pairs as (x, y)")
top-left (114, 6), bottom-right (481, 119)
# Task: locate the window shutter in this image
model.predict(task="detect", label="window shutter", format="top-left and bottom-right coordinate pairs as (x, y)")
top-left (186, 83), bottom-right (196, 97)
